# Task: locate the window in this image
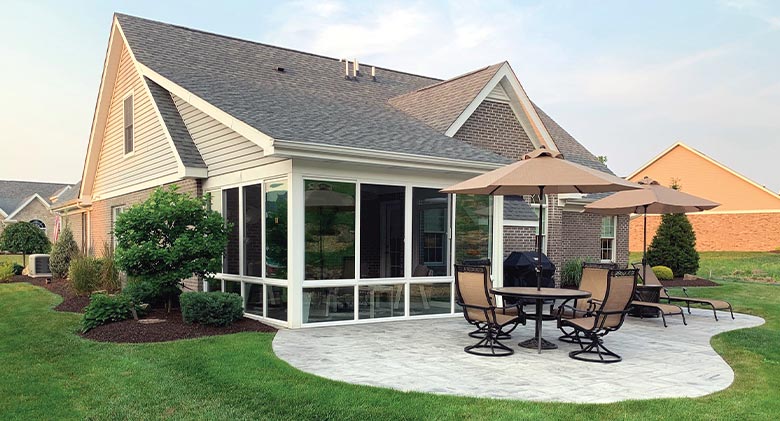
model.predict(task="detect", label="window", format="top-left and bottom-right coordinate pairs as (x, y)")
top-left (360, 184), bottom-right (405, 278)
top-left (29, 219), bottom-right (46, 233)
top-left (223, 188), bottom-right (240, 274)
top-left (265, 180), bottom-right (288, 279)
top-left (304, 180), bottom-right (356, 280)
top-left (454, 195), bottom-right (491, 265)
top-left (243, 184), bottom-right (262, 277)
top-left (111, 206), bottom-right (126, 250)
top-left (123, 95), bottom-right (134, 154)
top-left (600, 216), bottom-right (616, 262)
top-left (412, 188), bottom-right (451, 277)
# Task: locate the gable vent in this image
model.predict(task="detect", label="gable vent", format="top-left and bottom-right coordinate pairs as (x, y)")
top-left (486, 84), bottom-right (510, 103)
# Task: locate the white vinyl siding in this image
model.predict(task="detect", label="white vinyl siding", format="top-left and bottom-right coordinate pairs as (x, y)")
top-left (92, 44), bottom-right (179, 198)
top-left (172, 94), bottom-right (265, 177)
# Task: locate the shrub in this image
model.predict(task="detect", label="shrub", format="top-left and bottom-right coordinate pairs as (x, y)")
top-left (49, 225), bottom-right (80, 278)
top-left (82, 293), bottom-right (143, 333)
top-left (561, 258), bottom-right (587, 287)
top-left (180, 292), bottom-right (243, 326)
top-left (12, 263), bottom-right (23, 275)
top-left (652, 266), bottom-right (674, 280)
top-left (69, 256), bottom-right (103, 294)
top-left (0, 222), bottom-right (50, 257)
top-left (123, 279), bottom-right (181, 307)
top-left (0, 262), bottom-right (15, 282)
top-left (646, 213), bottom-right (700, 277)
top-left (98, 243), bottom-right (120, 292)
top-left (114, 187), bottom-right (229, 311)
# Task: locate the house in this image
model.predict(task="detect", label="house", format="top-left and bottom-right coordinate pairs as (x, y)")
top-left (0, 180), bottom-right (73, 243)
top-left (55, 14), bottom-right (628, 328)
top-left (628, 142), bottom-right (780, 251)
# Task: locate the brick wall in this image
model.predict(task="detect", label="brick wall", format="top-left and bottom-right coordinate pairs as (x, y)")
top-left (90, 179), bottom-right (202, 290)
top-left (630, 212), bottom-right (780, 252)
top-left (0, 198), bottom-right (58, 243)
top-left (62, 211), bottom-right (86, 253)
top-left (560, 212), bottom-right (630, 268)
top-left (503, 225), bottom-right (537, 256)
top-left (453, 100), bottom-right (535, 160)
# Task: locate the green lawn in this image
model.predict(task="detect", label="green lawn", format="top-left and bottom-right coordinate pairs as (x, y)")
top-left (0, 254), bottom-right (24, 266)
top-left (629, 251), bottom-right (780, 282)
top-left (1, 280), bottom-right (779, 420)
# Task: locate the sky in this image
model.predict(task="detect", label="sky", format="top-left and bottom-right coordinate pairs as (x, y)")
top-left (1, 0), bottom-right (778, 191)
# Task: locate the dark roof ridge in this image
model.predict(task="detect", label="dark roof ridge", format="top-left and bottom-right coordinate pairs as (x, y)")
top-left (0, 179), bottom-right (71, 186)
top-left (412, 62), bottom-right (505, 93)
top-left (114, 13), bottom-right (442, 83)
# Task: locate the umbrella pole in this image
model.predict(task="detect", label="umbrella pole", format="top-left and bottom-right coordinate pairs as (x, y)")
top-left (536, 186), bottom-right (544, 291)
top-left (642, 206), bottom-right (647, 285)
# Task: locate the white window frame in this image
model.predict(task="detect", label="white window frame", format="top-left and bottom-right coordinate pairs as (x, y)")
top-left (111, 205), bottom-right (126, 250)
top-left (122, 91), bottom-right (134, 156)
top-left (600, 216), bottom-right (617, 263)
top-left (29, 219), bottom-right (47, 234)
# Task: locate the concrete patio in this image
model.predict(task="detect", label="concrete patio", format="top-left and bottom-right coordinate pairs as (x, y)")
top-left (273, 309), bottom-right (764, 403)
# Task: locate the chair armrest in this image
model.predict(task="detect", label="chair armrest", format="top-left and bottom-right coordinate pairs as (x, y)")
top-left (681, 287), bottom-right (690, 297)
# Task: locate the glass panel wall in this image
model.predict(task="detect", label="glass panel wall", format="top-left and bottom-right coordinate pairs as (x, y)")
top-left (243, 184), bottom-right (263, 277)
top-left (454, 195), bottom-right (491, 265)
top-left (412, 188), bottom-right (450, 277)
top-left (244, 283), bottom-right (263, 316)
top-left (360, 184), bottom-right (405, 279)
top-left (224, 280), bottom-right (242, 296)
top-left (358, 284), bottom-right (405, 319)
top-left (304, 180), bottom-right (356, 280)
top-left (205, 278), bottom-right (221, 292)
top-left (409, 283), bottom-right (451, 315)
top-left (223, 188), bottom-right (240, 275)
top-left (267, 285), bottom-right (288, 321)
top-left (303, 287), bottom-right (355, 323)
top-left (265, 181), bottom-right (288, 279)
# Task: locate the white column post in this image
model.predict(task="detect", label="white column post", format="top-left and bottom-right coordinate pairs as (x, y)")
top-left (287, 171), bottom-right (305, 328)
top-left (492, 195), bottom-right (504, 288)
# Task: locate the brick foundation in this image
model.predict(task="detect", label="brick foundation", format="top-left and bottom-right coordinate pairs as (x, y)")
top-left (630, 212), bottom-right (780, 252)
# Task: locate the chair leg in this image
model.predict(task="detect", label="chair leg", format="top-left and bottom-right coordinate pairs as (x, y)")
top-left (661, 312), bottom-right (668, 328)
top-left (464, 325), bottom-right (514, 357)
top-left (729, 305), bottom-right (735, 320)
top-left (568, 332), bottom-right (622, 363)
top-left (712, 305), bottom-right (719, 321)
top-left (681, 311), bottom-right (687, 326)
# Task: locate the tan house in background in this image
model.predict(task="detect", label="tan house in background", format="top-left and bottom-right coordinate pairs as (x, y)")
top-left (0, 180), bottom-right (73, 243)
top-left (628, 142), bottom-right (780, 251)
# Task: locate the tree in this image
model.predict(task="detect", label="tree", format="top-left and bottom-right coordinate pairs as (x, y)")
top-left (646, 213), bottom-right (699, 277)
top-left (114, 186), bottom-right (228, 311)
top-left (0, 222), bottom-right (51, 262)
top-left (50, 224), bottom-right (80, 278)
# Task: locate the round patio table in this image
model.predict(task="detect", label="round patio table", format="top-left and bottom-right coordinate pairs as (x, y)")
top-left (491, 287), bottom-right (591, 354)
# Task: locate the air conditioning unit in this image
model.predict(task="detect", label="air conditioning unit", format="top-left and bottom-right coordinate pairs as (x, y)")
top-left (28, 254), bottom-right (52, 278)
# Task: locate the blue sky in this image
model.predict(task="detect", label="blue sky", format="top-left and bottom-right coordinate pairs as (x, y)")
top-left (1, 0), bottom-right (778, 191)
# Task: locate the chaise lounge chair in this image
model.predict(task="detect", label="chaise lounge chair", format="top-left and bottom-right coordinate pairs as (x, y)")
top-left (455, 265), bottom-right (525, 356)
top-left (559, 268), bottom-right (638, 363)
top-left (633, 263), bottom-right (734, 321)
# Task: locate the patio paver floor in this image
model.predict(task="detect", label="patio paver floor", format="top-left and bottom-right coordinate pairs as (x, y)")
top-left (273, 309), bottom-right (764, 403)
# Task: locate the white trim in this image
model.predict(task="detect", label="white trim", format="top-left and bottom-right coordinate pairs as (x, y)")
top-left (628, 142), bottom-right (780, 202)
top-left (0, 208), bottom-right (6, 218)
top-left (504, 219), bottom-right (538, 227)
top-left (599, 215), bottom-right (617, 263)
top-left (121, 90), bottom-right (135, 157)
top-left (443, 62), bottom-right (558, 151)
top-left (4, 194), bottom-right (51, 221)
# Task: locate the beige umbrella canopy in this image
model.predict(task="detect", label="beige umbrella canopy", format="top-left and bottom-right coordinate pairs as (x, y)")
top-left (584, 176), bottom-right (719, 283)
top-left (442, 146), bottom-right (641, 288)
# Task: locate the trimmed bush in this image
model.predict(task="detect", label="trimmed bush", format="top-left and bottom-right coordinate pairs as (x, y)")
top-left (50, 225), bottom-right (80, 278)
top-left (122, 279), bottom-right (181, 307)
top-left (561, 258), bottom-right (588, 287)
top-left (12, 263), bottom-right (23, 276)
top-left (0, 262), bottom-right (15, 282)
top-left (652, 266), bottom-right (674, 281)
top-left (82, 293), bottom-right (143, 333)
top-left (180, 292), bottom-right (243, 327)
top-left (69, 256), bottom-right (103, 294)
top-left (646, 213), bottom-right (700, 277)
top-left (0, 222), bottom-right (50, 256)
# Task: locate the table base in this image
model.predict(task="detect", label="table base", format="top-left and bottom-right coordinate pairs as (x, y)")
top-left (518, 337), bottom-right (558, 350)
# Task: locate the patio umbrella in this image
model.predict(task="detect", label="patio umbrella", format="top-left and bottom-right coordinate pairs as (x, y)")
top-left (584, 176), bottom-right (719, 283)
top-left (304, 183), bottom-right (356, 279)
top-left (442, 146), bottom-right (641, 290)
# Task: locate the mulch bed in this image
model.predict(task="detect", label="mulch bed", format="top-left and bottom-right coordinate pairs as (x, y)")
top-left (82, 307), bottom-right (276, 343)
top-left (661, 277), bottom-right (720, 287)
top-left (6, 275), bottom-right (277, 343)
top-left (7, 275), bottom-right (89, 313)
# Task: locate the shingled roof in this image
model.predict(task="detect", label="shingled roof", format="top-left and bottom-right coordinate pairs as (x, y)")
top-left (388, 63), bottom-right (503, 133)
top-left (0, 180), bottom-right (71, 217)
top-left (116, 14), bottom-right (510, 165)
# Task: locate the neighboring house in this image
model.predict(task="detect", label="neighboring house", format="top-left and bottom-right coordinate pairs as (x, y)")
top-left (628, 142), bottom-right (780, 251)
top-left (56, 14), bottom-right (628, 328)
top-left (0, 180), bottom-right (73, 244)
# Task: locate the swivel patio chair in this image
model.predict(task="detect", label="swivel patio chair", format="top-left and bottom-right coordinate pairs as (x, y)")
top-left (461, 263), bottom-right (523, 340)
top-left (556, 264), bottom-right (610, 344)
top-left (633, 263), bottom-right (734, 321)
top-left (559, 268), bottom-right (638, 363)
top-left (454, 265), bottom-right (525, 356)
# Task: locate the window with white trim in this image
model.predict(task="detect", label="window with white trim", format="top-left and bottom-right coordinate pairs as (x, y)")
top-left (600, 216), bottom-right (616, 262)
top-left (123, 95), bottom-right (134, 154)
top-left (111, 206), bottom-right (126, 250)
top-left (29, 219), bottom-right (46, 233)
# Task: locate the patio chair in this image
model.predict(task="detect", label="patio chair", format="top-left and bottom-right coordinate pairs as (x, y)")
top-left (454, 265), bottom-right (524, 356)
top-left (633, 263), bottom-right (734, 321)
top-left (630, 299), bottom-right (687, 328)
top-left (460, 263), bottom-right (523, 339)
top-left (559, 268), bottom-right (638, 363)
top-left (556, 264), bottom-right (610, 343)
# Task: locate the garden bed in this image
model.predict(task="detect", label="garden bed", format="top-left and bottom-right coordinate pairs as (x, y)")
top-left (82, 307), bottom-right (276, 343)
top-left (7, 275), bottom-right (89, 312)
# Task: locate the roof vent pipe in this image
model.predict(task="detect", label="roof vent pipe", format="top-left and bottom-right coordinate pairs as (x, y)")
top-left (341, 59), bottom-right (350, 80)
top-left (371, 66), bottom-right (376, 82)
top-left (354, 58), bottom-right (360, 76)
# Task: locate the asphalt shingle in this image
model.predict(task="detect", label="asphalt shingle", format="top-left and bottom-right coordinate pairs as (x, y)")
top-left (0, 180), bottom-right (71, 216)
